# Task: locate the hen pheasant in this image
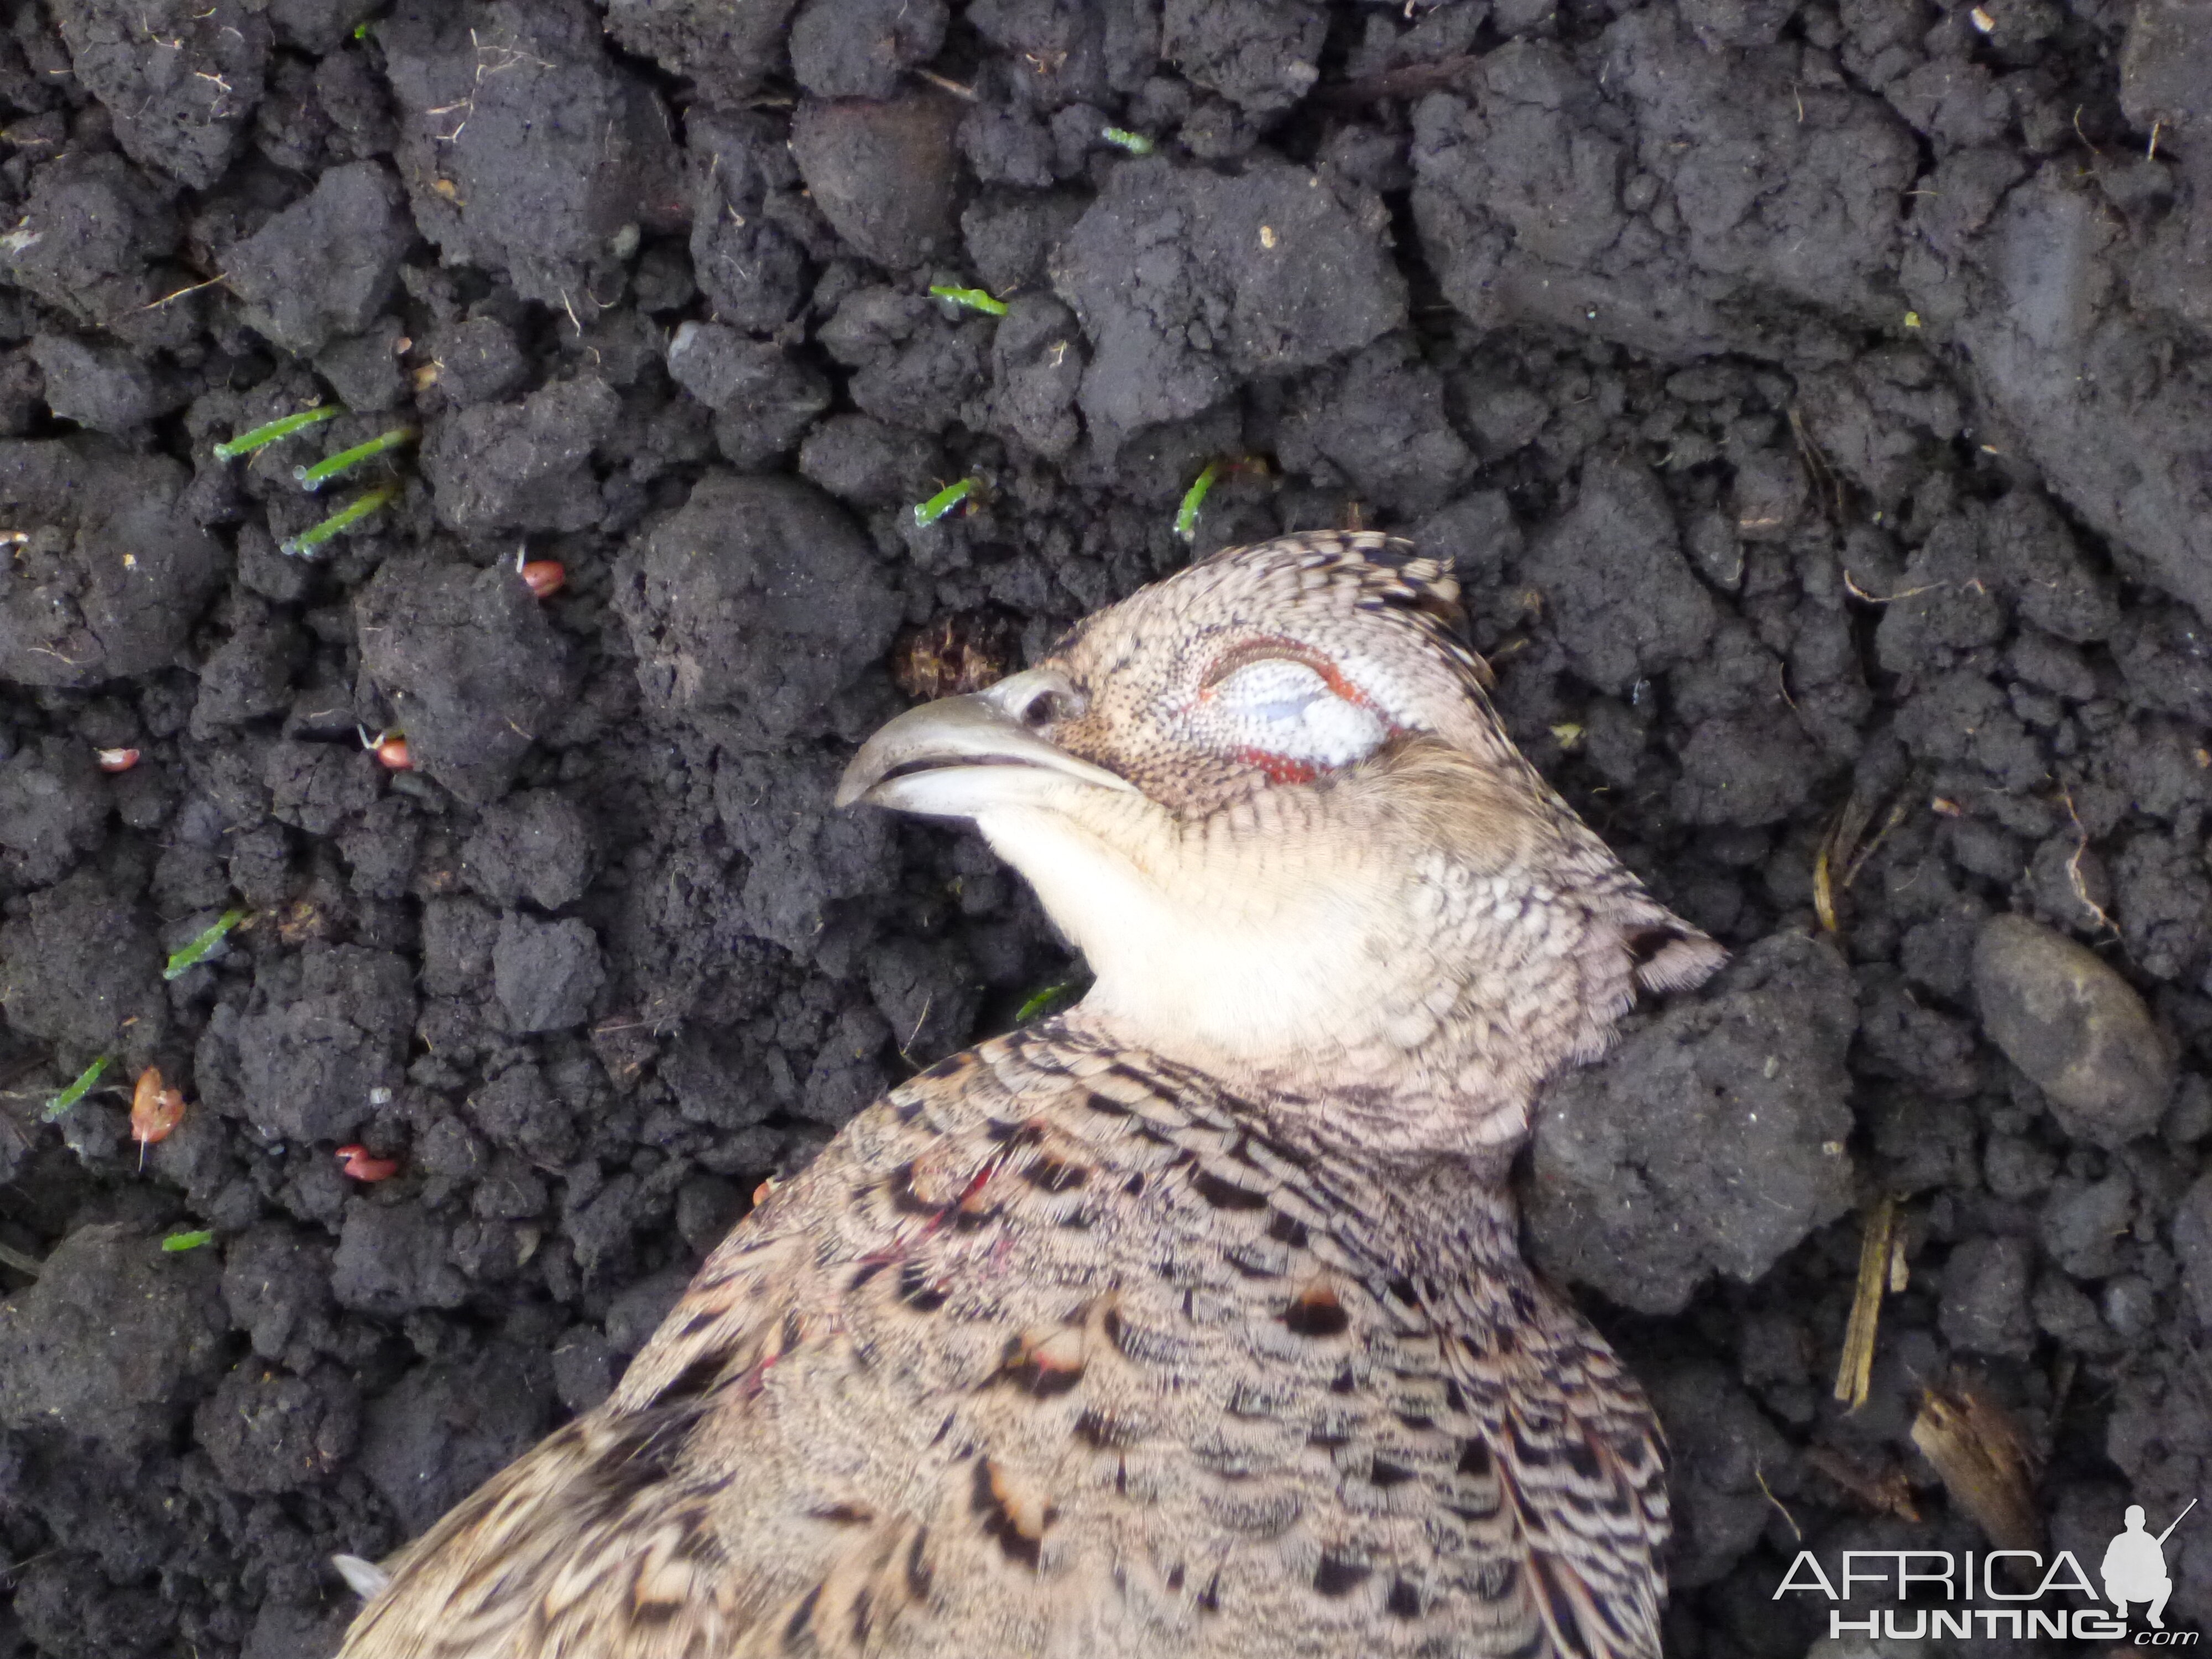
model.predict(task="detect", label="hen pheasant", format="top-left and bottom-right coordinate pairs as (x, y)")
top-left (335, 533), bottom-right (1724, 1658)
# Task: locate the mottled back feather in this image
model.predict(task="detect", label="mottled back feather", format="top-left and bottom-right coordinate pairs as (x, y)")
top-left (343, 1023), bottom-right (1666, 1659)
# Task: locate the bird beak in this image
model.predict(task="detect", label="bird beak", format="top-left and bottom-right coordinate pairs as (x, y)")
top-left (835, 668), bottom-right (1138, 818)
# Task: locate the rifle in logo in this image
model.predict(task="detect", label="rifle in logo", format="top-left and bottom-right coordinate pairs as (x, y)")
top-left (2104, 1500), bottom-right (2198, 1630)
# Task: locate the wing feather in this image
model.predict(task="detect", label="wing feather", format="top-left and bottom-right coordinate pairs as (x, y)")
top-left (338, 1031), bottom-right (1668, 1659)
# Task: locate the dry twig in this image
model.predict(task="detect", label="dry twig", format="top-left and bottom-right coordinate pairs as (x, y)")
top-left (1833, 1195), bottom-right (1897, 1410)
top-left (1911, 1380), bottom-right (2043, 1554)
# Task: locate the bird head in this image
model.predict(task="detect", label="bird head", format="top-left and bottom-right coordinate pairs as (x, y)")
top-left (838, 533), bottom-right (1722, 1161)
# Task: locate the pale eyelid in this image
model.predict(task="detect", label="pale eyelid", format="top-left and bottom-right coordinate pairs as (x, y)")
top-left (1198, 638), bottom-right (1390, 723)
top-left (1203, 656), bottom-right (1390, 770)
top-left (1196, 635), bottom-right (1328, 693)
top-left (1204, 656), bottom-right (1333, 717)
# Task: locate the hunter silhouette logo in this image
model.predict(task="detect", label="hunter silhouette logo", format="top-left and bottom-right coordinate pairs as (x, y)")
top-left (2106, 1501), bottom-right (2197, 1630)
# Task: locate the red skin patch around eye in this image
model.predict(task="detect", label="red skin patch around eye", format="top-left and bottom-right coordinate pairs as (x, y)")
top-left (1233, 748), bottom-right (1319, 785)
top-left (1308, 658), bottom-right (1373, 709)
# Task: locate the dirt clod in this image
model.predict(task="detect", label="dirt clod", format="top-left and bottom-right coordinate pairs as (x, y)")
top-left (1526, 933), bottom-right (1857, 1314)
top-left (0, 442), bottom-right (225, 688)
top-left (0, 1223), bottom-right (228, 1454)
top-left (614, 473), bottom-right (900, 748)
top-left (492, 911), bottom-right (605, 1033)
top-left (1052, 155), bottom-right (1406, 452)
top-left (790, 94), bottom-right (968, 272)
top-left (225, 161), bottom-right (414, 356)
top-left (354, 556), bottom-right (575, 806)
top-left (50, 0), bottom-right (269, 187)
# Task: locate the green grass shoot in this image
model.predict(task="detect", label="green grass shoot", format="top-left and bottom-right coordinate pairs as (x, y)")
top-left (1175, 460), bottom-right (1223, 541)
top-left (294, 426), bottom-right (416, 492)
top-left (161, 1230), bottom-right (215, 1253)
top-left (928, 285), bottom-right (1008, 317)
top-left (163, 908), bottom-right (246, 979)
top-left (42, 1054), bottom-right (110, 1121)
top-left (282, 484), bottom-right (400, 556)
top-left (1015, 982), bottom-right (1074, 1024)
top-left (913, 478), bottom-right (978, 528)
top-left (213, 404), bottom-right (340, 461)
top-left (1100, 127), bottom-right (1155, 155)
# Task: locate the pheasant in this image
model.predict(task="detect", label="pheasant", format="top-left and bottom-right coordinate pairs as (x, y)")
top-left (335, 533), bottom-right (1724, 1658)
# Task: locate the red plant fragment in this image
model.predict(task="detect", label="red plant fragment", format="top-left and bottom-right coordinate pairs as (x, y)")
top-left (130, 1067), bottom-right (187, 1144)
top-left (519, 560), bottom-right (566, 599)
top-left (335, 1144), bottom-right (400, 1181)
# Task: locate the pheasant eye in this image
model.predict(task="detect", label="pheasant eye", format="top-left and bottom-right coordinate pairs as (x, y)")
top-left (1204, 656), bottom-right (1390, 772)
top-left (1000, 670), bottom-right (1084, 729)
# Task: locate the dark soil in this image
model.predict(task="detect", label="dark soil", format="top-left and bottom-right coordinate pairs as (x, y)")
top-left (0, 0), bottom-right (2208, 1654)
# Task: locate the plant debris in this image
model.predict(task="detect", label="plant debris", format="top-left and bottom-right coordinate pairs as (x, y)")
top-left (1833, 1196), bottom-right (1898, 1412)
top-left (130, 1067), bottom-right (186, 1145)
top-left (163, 910), bottom-right (247, 980)
top-left (212, 404), bottom-right (340, 461)
top-left (911, 477), bottom-right (978, 528)
top-left (40, 1055), bottom-right (111, 1123)
top-left (1911, 1379), bottom-right (2043, 1555)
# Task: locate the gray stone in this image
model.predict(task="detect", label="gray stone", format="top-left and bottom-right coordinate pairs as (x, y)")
top-left (1973, 912), bottom-right (2175, 1148)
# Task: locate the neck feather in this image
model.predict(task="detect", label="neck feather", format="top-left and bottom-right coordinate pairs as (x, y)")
top-left (971, 742), bottom-right (1657, 1159)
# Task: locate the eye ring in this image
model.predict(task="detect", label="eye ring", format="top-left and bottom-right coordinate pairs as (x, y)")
top-left (1194, 645), bottom-right (1392, 775)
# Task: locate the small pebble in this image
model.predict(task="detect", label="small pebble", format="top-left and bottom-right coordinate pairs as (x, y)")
top-left (1972, 914), bottom-right (2174, 1148)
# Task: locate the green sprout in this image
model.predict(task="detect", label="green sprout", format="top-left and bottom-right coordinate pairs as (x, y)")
top-left (353, 18), bottom-right (372, 38)
top-left (1100, 127), bottom-right (1155, 156)
top-left (294, 426), bottom-right (416, 492)
top-left (1015, 982), bottom-right (1076, 1024)
top-left (282, 483), bottom-right (400, 557)
top-left (213, 404), bottom-right (341, 461)
top-left (161, 1229), bottom-right (215, 1253)
top-left (912, 478), bottom-right (978, 528)
top-left (163, 907), bottom-right (247, 980)
top-left (1175, 460), bottom-right (1223, 541)
top-left (928, 285), bottom-right (1008, 318)
top-left (42, 1055), bottom-right (111, 1121)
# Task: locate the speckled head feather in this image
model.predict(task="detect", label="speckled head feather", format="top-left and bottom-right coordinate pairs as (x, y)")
top-left (1036, 534), bottom-right (1509, 814)
top-left (842, 530), bottom-right (1724, 1161)
top-left (338, 530), bottom-right (1722, 1659)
